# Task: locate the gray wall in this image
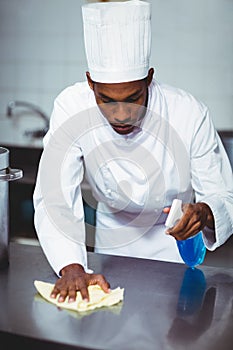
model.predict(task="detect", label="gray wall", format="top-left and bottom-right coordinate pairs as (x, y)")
top-left (0, 0), bottom-right (232, 130)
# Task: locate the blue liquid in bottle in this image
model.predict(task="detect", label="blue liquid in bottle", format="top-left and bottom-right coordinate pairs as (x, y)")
top-left (176, 231), bottom-right (206, 268)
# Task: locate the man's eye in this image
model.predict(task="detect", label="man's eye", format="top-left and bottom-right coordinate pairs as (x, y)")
top-left (127, 98), bottom-right (137, 103)
top-left (102, 98), bottom-right (115, 104)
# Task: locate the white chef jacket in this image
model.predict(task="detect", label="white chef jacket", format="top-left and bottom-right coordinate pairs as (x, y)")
top-left (33, 79), bottom-right (233, 275)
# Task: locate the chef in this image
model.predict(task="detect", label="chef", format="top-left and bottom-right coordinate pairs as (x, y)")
top-left (33, 0), bottom-right (233, 302)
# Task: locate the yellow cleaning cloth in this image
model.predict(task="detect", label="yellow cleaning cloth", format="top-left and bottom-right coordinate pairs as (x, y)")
top-left (34, 280), bottom-right (124, 312)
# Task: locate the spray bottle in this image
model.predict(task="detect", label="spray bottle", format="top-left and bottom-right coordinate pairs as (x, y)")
top-left (165, 199), bottom-right (206, 268)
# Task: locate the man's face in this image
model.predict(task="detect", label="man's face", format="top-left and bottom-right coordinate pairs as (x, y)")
top-left (86, 69), bottom-right (154, 135)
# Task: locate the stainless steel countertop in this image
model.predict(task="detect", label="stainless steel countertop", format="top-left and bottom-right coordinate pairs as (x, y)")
top-left (0, 243), bottom-right (232, 350)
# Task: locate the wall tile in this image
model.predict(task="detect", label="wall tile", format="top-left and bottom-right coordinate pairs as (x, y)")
top-left (0, 0), bottom-right (232, 130)
top-left (0, 62), bottom-right (18, 89)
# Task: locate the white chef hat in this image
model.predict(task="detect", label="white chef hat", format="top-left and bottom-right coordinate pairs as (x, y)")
top-left (82, 0), bottom-right (151, 83)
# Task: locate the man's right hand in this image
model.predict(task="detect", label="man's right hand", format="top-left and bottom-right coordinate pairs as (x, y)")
top-left (50, 263), bottom-right (111, 303)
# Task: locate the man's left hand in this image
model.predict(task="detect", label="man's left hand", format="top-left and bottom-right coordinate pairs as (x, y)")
top-left (163, 202), bottom-right (214, 240)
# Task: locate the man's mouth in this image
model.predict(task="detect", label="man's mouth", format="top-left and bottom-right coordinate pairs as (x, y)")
top-left (111, 124), bottom-right (135, 134)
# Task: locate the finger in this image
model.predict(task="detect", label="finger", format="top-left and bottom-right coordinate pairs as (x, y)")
top-left (166, 212), bottom-right (195, 239)
top-left (50, 286), bottom-right (60, 299)
top-left (79, 285), bottom-right (89, 302)
top-left (168, 202), bottom-right (199, 233)
top-left (170, 219), bottom-right (202, 240)
top-left (89, 274), bottom-right (111, 293)
top-left (163, 207), bottom-right (170, 214)
top-left (57, 289), bottom-right (69, 303)
top-left (166, 214), bottom-right (189, 236)
top-left (166, 202), bottom-right (205, 240)
top-left (175, 208), bottom-right (203, 239)
top-left (67, 287), bottom-right (78, 303)
top-left (96, 275), bottom-right (111, 293)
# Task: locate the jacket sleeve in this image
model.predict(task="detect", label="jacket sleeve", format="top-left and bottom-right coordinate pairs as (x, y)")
top-left (33, 92), bottom-right (90, 276)
top-left (190, 107), bottom-right (233, 250)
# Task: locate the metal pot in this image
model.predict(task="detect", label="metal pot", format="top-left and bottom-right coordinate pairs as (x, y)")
top-left (0, 147), bottom-right (23, 268)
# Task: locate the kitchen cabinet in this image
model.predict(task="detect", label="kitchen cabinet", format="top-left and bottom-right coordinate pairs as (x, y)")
top-left (5, 145), bottom-right (42, 240)
top-left (3, 144), bottom-right (96, 248)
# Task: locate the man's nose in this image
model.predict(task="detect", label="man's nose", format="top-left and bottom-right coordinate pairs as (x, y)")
top-left (113, 103), bottom-right (131, 123)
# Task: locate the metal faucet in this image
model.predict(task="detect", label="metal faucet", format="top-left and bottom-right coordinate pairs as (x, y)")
top-left (6, 101), bottom-right (50, 138)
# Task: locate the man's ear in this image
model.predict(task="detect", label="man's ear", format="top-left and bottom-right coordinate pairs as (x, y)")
top-left (146, 68), bottom-right (154, 86)
top-left (86, 71), bottom-right (94, 90)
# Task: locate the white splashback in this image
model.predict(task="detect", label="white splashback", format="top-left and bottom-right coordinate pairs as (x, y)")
top-left (0, 0), bottom-right (232, 131)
